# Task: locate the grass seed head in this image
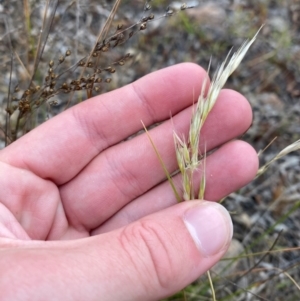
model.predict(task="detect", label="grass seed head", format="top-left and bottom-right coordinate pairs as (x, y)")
top-left (174, 27), bottom-right (262, 201)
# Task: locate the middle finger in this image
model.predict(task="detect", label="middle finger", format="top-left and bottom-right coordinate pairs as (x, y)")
top-left (60, 89), bottom-right (252, 231)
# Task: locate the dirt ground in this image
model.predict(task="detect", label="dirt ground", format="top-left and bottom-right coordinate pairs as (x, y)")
top-left (1, 1), bottom-right (300, 300)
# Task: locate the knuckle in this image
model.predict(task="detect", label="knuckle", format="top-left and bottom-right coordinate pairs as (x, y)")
top-left (118, 219), bottom-right (179, 291)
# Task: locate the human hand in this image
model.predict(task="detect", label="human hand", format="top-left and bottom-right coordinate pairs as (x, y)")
top-left (0, 63), bottom-right (258, 300)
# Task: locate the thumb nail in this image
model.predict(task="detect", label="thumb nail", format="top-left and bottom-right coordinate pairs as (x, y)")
top-left (183, 201), bottom-right (233, 257)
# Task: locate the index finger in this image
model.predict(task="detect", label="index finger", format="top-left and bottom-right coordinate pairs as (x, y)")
top-left (0, 63), bottom-right (207, 184)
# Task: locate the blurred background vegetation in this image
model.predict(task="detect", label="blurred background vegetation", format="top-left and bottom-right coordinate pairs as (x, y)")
top-left (1, 0), bottom-right (300, 300)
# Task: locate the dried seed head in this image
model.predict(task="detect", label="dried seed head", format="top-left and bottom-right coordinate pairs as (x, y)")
top-left (48, 99), bottom-right (58, 106)
top-left (165, 6), bottom-right (174, 16)
top-left (95, 68), bottom-right (102, 74)
top-left (96, 77), bottom-right (102, 83)
top-left (71, 80), bottom-right (80, 86)
top-left (140, 22), bottom-right (147, 30)
top-left (50, 81), bottom-right (56, 88)
top-left (87, 62), bottom-right (93, 68)
top-left (105, 66), bottom-right (115, 73)
top-left (101, 43), bottom-right (110, 52)
top-left (66, 50), bottom-right (71, 56)
top-left (18, 99), bottom-right (31, 113)
top-left (142, 14), bottom-right (154, 22)
top-left (93, 52), bottom-right (98, 57)
top-left (117, 24), bottom-right (123, 30)
top-left (48, 68), bottom-right (53, 73)
top-left (49, 60), bottom-right (54, 67)
top-left (105, 78), bottom-right (112, 83)
top-left (24, 103), bottom-right (30, 110)
top-left (172, 27), bottom-right (263, 201)
top-left (181, 3), bottom-right (187, 10)
top-left (59, 55), bottom-right (65, 63)
top-left (78, 60), bottom-right (86, 67)
top-left (14, 85), bottom-right (20, 92)
top-left (145, 3), bottom-right (151, 10)
top-left (94, 86), bottom-right (100, 92)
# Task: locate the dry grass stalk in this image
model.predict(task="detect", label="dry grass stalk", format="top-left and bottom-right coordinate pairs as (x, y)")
top-left (3, 1), bottom-right (195, 144)
top-left (257, 139), bottom-right (300, 177)
top-left (174, 27), bottom-right (262, 201)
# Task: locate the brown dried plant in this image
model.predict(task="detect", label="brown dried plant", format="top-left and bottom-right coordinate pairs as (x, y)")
top-left (1, 0), bottom-right (194, 146)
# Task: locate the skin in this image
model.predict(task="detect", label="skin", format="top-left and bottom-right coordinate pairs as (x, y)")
top-left (0, 63), bottom-right (258, 300)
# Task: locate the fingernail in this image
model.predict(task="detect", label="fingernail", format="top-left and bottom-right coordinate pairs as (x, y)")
top-left (183, 201), bottom-right (233, 257)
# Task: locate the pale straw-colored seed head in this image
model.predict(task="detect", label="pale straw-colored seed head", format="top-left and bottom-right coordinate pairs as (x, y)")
top-left (174, 26), bottom-right (263, 201)
top-left (257, 139), bottom-right (300, 177)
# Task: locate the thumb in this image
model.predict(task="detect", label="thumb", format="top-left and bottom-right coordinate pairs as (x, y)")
top-left (0, 201), bottom-right (232, 301)
top-left (91, 200), bottom-right (233, 300)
